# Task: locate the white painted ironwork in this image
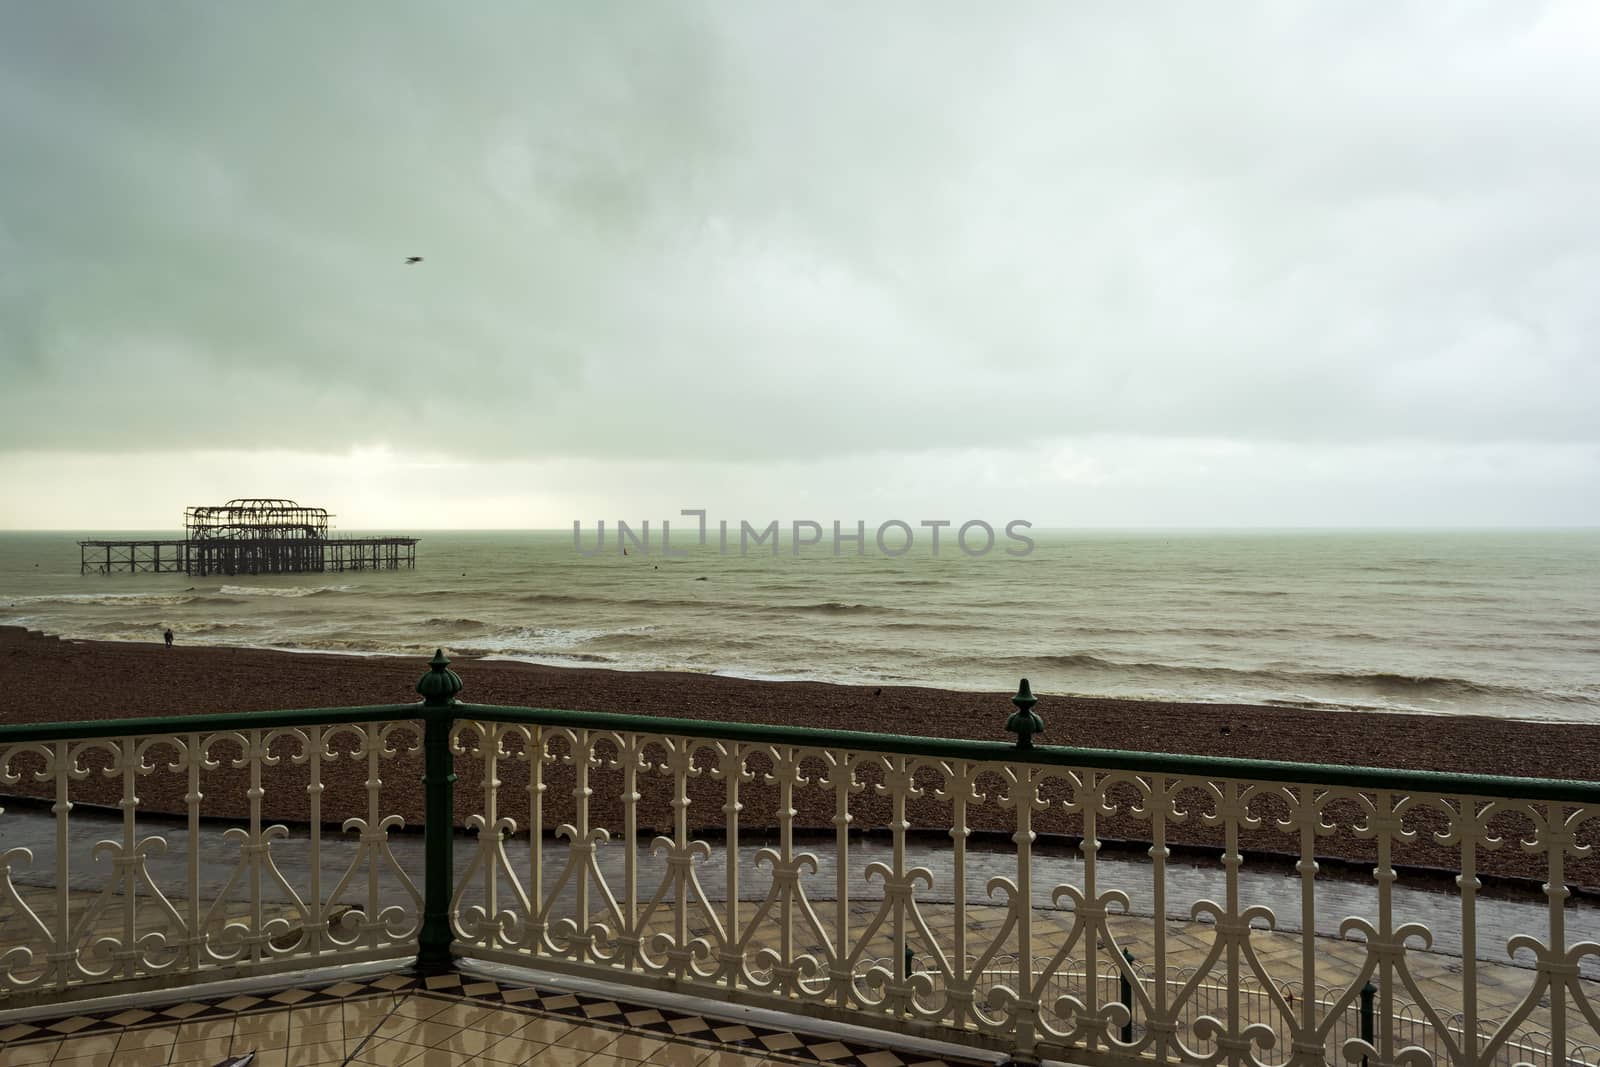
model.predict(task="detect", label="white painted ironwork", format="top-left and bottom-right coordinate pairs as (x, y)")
top-left (0, 708), bottom-right (1594, 1067)
top-left (449, 722), bottom-right (1600, 1067)
top-left (0, 720), bottom-right (423, 1000)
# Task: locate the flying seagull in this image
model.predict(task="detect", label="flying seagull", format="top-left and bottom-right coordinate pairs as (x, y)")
top-left (405, 256), bottom-right (423, 264)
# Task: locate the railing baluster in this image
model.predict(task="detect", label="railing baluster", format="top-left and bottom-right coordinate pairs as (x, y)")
top-left (52, 741), bottom-right (72, 991)
top-left (307, 725), bottom-right (324, 957)
top-left (721, 741), bottom-right (743, 987)
top-left (1547, 801), bottom-right (1568, 1067)
top-left (528, 724), bottom-right (545, 951)
top-left (1150, 775), bottom-right (1172, 1062)
top-left (672, 737), bottom-right (691, 975)
top-left (832, 750), bottom-right (852, 1009)
top-left (778, 745), bottom-right (795, 989)
top-left (1014, 765), bottom-right (1039, 1063)
top-left (1460, 797), bottom-right (1481, 1067)
top-left (622, 732), bottom-right (639, 970)
top-left (1082, 770), bottom-right (1101, 1044)
top-left (1296, 784), bottom-right (1319, 1067)
top-left (889, 755), bottom-right (909, 1012)
top-left (950, 760), bottom-right (970, 1029)
top-left (185, 732), bottom-right (201, 973)
top-left (574, 728), bottom-right (593, 963)
top-left (248, 728), bottom-right (264, 966)
top-left (1376, 788), bottom-right (1397, 1067)
top-left (481, 722), bottom-right (500, 943)
top-left (119, 736), bottom-right (137, 979)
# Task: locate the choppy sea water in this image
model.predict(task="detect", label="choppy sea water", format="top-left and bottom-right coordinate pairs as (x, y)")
top-left (2, 530), bottom-right (1597, 722)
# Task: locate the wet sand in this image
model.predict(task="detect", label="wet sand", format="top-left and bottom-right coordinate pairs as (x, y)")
top-left (2, 626), bottom-right (1595, 887)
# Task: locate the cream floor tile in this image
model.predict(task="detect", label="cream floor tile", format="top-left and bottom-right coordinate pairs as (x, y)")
top-left (558, 1024), bottom-right (621, 1052)
top-left (285, 1038), bottom-right (348, 1065)
top-left (391, 997), bottom-right (458, 1022)
top-left (426, 1028), bottom-right (506, 1057)
top-left (475, 1009), bottom-right (544, 1037)
top-left (370, 1014), bottom-right (432, 1042)
top-left (642, 1044), bottom-right (715, 1066)
top-left (289, 1004), bottom-right (346, 1028)
top-left (409, 1019), bottom-right (475, 1044)
top-left (421, 1002), bottom-right (497, 1030)
top-left (685, 1052), bottom-right (771, 1067)
top-left (51, 1033), bottom-right (121, 1061)
top-left (409, 1046), bottom-right (479, 1067)
top-left (292, 1020), bottom-right (346, 1046)
top-left (352, 1037), bottom-right (426, 1066)
top-left (0, 1043), bottom-right (55, 1067)
top-left (511, 1017), bottom-right (577, 1045)
top-left (110, 1047), bottom-right (174, 1067)
top-left (113, 1026), bottom-right (180, 1053)
top-left (603, 1032), bottom-right (669, 1062)
top-left (170, 1035), bottom-right (234, 1065)
top-left (175, 1018), bottom-right (236, 1043)
top-left (481, 1034), bottom-right (564, 1065)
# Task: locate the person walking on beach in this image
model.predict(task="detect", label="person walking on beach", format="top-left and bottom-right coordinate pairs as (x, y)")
top-left (164, 628), bottom-right (174, 649)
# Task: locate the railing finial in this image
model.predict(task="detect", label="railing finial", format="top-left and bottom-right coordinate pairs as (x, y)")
top-left (416, 648), bottom-right (463, 707)
top-left (1005, 677), bottom-right (1043, 749)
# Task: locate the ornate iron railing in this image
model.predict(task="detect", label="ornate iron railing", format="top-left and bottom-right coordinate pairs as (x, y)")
top-left (0, 651), bottom-right (1595, 1067)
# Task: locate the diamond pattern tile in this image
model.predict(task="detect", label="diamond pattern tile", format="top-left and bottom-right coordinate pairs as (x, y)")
top-left (807, 1040), bottom-right (856, 1061)
top-left (45, 1017), bottom-right (97, 1034)
top-left (157, 1003), bottom-right (209, 1020)
top-left (668, 1016), bottom-right (713, 1036)
top-left (0, 967), bottom-right (991, 1067)
top-left (858, 1052), bottom-right (908, 1067)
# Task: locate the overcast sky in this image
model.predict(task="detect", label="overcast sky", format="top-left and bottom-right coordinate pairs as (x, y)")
top-left (2, 2), bottom-right (1597, 529)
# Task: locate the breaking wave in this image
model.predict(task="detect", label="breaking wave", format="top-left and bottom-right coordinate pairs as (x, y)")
top-left (1019, 654), bottom-right (1590, 706)
top-left (2, 592), bottom-right (201, 608)
top-left (218, 584), bottom-right (352, 598)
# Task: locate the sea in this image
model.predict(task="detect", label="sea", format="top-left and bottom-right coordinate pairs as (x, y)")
top-left (1, 530), bottom-right (1596, 723)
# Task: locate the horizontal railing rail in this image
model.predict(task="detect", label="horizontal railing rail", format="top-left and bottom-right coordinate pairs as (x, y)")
top-left (0, 650), bottom-right (1595, 1067)
top-left (3, 702), bottom-right (1595, 804)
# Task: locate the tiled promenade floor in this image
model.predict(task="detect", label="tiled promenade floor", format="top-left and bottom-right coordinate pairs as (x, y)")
top-left (0, 971), bottom-right (985, 1067)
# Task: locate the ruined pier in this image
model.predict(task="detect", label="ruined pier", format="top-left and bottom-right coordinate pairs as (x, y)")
top-left (78, 498), bottom-right (419, 576)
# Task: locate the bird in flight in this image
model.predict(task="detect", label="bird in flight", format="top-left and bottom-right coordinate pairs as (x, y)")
top-left (404, 256), bottom-right (423, 264)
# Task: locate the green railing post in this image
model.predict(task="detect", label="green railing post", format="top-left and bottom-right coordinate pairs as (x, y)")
top-left (1005, 678), bottom-right (1044, 749)
top-left (416, 649), bottom-right (462, 972)
top-left (1120, 947), bottom-right (1136, 1043)
top-left (1359, 979), bottom-right (1377, 1067)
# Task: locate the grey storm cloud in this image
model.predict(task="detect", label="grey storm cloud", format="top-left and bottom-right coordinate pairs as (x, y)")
top-left (1, 1), bottom-right (1597, 461)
